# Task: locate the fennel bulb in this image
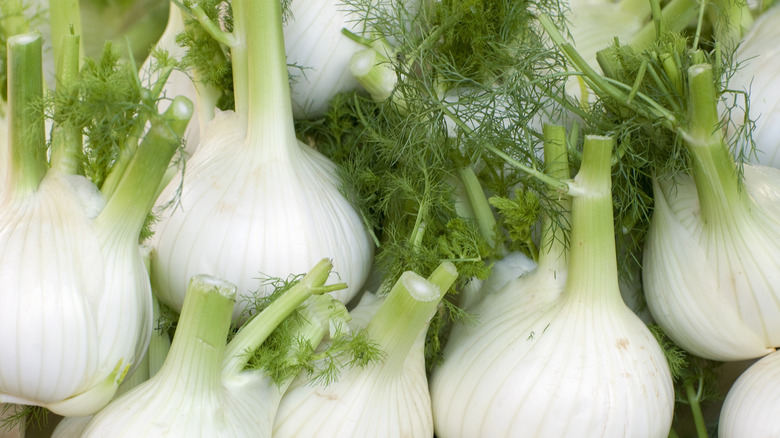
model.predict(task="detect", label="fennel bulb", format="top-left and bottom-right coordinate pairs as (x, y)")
top-left (430, 133), bottom-right (674, 438)
top-left (151, 0), bottom-right (373, 319)
top-left (80, 260), bottom-right (344, 438)
top-left (284, 0), bottom-right (367, 118)
top-left (718, 351), bottom-right (780, 437)
top-left (722, 4), bottom-right (780, 168)
top-left (0, 33), bottom-right (192, 416)
top-left (274, 262), bottom-right (458, 438)
top-left (643, 64), bottom-right (780, 361)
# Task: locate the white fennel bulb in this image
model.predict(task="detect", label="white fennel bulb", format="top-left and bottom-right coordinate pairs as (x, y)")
top-left (718, 350), bottom-right (780, 438)
top-left (430, 132), bottom-right (674, 438)
top-left (643, 64), bottom-right (780, 361)
top-left (722, 4), bottom-right (780, 167)
top-left (0, 33), bottom-right (192, 416)
top-left (273, 262), bottom-right (458, 438)
top-left (151, 0), bottom-right (373, 319)
top-left (283, 0), bottom-right (367, 118)
top-left (81, 260), bottom-right (343, 438)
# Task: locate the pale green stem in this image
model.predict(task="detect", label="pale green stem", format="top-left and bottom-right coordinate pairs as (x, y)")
top-left (155, 275), bottom-right (237, 395)
top-left (6, 32), bottom-right (46, 195)
top-left (537, 124), bottom-right (570, 273)
top-left (709, 0), bottom-right (753, 50)
top-left (230, 0), bottom-right (297, 148)
top-left (100, 64), bottom-right (176, 199)
top-left (365, 262), bottom-right (458, 370)
top-left (457, 166), bottom-right (497, 249)
top-left (50, 34), bottom-right (82, 175)
top-left (684, 379), bottom-right (708, 438)
top-left (49, 0), bottom-right (84, 70)
top-left (95, 96), bottom-right (192, 240)
top-left (222, 259), bottom-right (345, 375)
top-left (683, 64), bottom-right (745, 227)
top-left (563, 135), bottom-right (620, 304)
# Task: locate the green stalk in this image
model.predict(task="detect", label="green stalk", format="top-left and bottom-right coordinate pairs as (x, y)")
top-left (6, 32), bottom-right (46, 195)
top-left (222, 259), bottom-right (346, 375)
top-left (95, 96), bottom-right (192, 239)
top-left (154, 274), bottom-right (237, 395)
top-left (684, 380), bottom-right (708, 438)
top-left (457, 166), bottom-right (497, 249)
top-left (50, 34), bottom-right (82, 175)
top-left (100, 63), bottom-right (177, 199)
top-left (682, 64), bottom-right (744, 227)
top-left (563, 135), bottom-right (620, 304)
top-left (230, 0), bottom-right (297, 148)
top-left (708, 0), bottom-right (753, 50)
top-left (364, 262), bottom-right (458, 370)
top-left (49, 0), bottom-right (84, 69)
top-left (537, 124), bottom-right (570, 273)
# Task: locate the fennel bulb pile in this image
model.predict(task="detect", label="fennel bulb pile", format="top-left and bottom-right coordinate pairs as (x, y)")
top-left (0, 31), bottom-right (192, 416)
top-left (430, 131), bottom-right (674, 438)
top-left (273, 262), bottom-right (457, 438)
top-left (150, 0), bottom-right (374, 320)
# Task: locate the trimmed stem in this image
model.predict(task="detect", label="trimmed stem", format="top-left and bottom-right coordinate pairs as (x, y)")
top-left (155, 275), bottom-right (237, 394)
top-left (683, 64), bottom-right (744, 225)
top-left (100, 63), bottom-right (177, 199)
top-left (95, 96), bottom-right (192, 239)
top-left (6, 33), bottom-right (46, 195)
top-left (538, 125), bottom-right (570, 272)
top-left (49, 0), bottom-right (84, 70)
top-left (457, 166), bottom-right (497, 248)
top-left (563, 136), bottom-right (620, 303)
top-left (50, 34), bottom-right (82, 175)
top-left (222, 259), bottom-right (343, 375)
top-left (230, 0), bottom-right (297, 147)
top-left (365, 262), bottom-right (458, 369)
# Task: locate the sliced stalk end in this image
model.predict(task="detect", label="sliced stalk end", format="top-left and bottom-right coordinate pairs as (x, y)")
top-left (351, 47), bottom-right (400, 106)
top-left (366, 262), bottom-right (458, 367)
top-left (222, 259), bottom-right (338, 375)
top-left (151, 275), bottom-right (236, 395)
